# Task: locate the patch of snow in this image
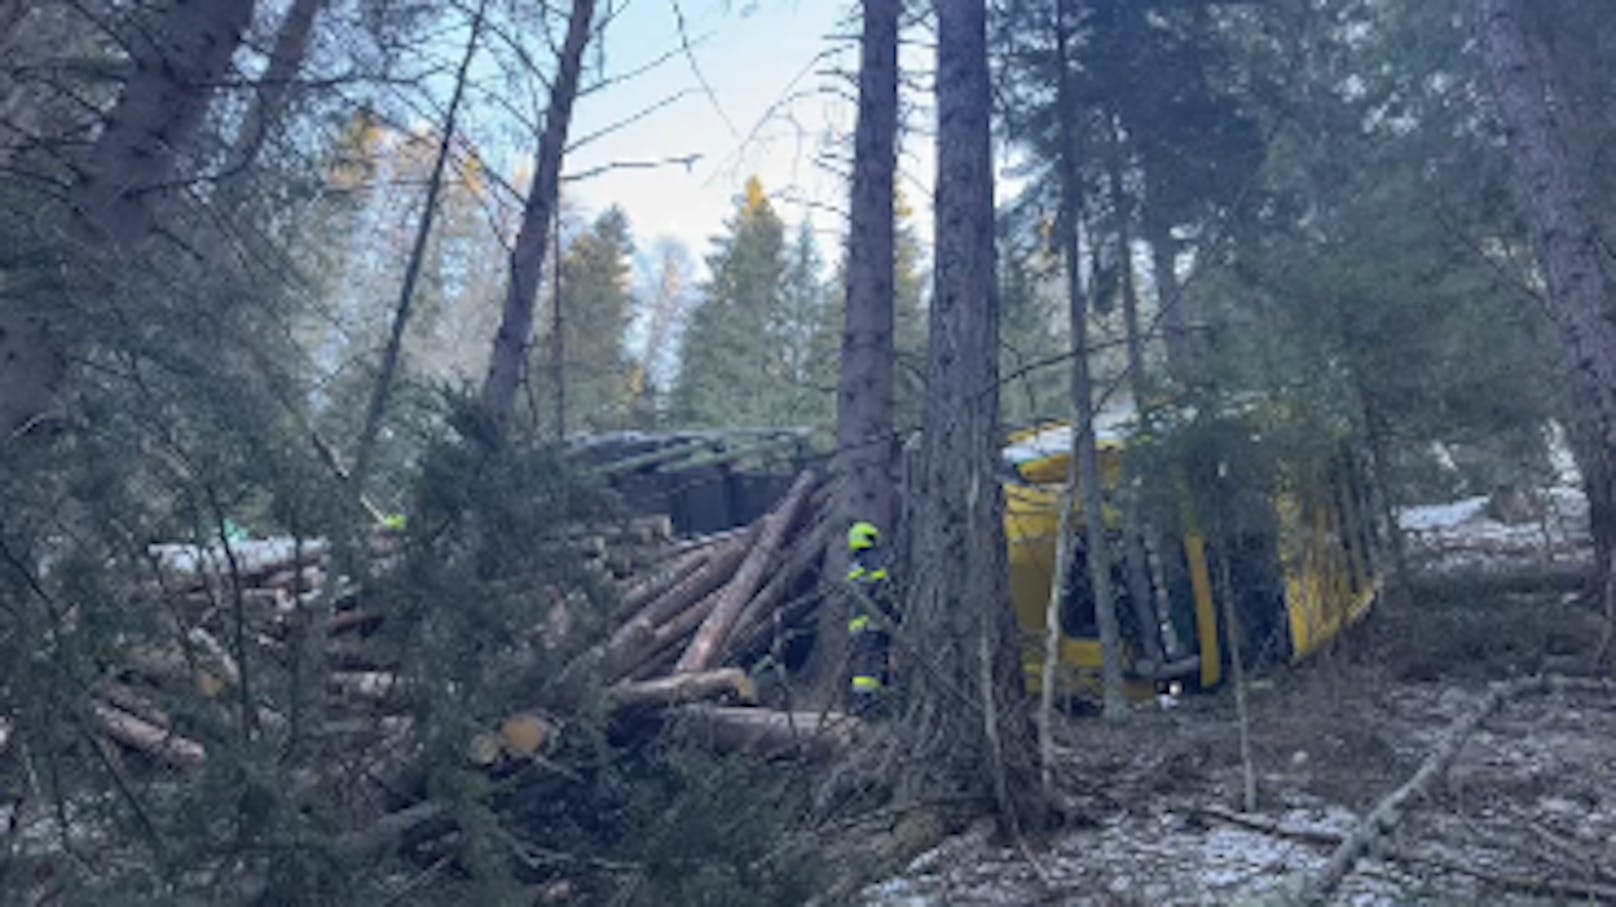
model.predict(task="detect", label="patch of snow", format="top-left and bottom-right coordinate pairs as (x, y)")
top-left (1398, 497), bottom-right (1489, 532)
top-left (148, 536), bottom-right (327, 575)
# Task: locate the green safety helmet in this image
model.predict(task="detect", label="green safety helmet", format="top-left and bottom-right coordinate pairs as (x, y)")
top-left (848, 521), bottom-right (880, 551)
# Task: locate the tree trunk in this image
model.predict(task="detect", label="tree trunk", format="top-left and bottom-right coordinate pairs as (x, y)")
top-left (1478, 0), bottom-right (1616, 620)
top-left (551, 207), bottom-right (567, 437)
top-left (1146, 215), bottom-right (1192, 385)
top-left (676, 470), bottom-right (815, 672)
top-left (1106, 120), bottom-right (1165, 670)
top-left (1054, 0), bottom-right (1126, 722)
top-left (481, 0), bottom-right (597, 430)
top-left (814, 0), bottom-right (901, 701)
top-left (900, 0), bottom-right (1044, 831)
top-left (353, 0), bottom-right (487, 490)
top-left (73, 0), bottom-right (256, 247)
top-left (1, 0), bottom-right (256, 437)
top-left (220, 0), bottom-right (325, 186)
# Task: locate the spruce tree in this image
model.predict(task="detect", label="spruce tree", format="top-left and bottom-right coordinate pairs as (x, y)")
top-left (531, 206), bottom-right (636, 434)
top-left (672, 176), bottom-right (793, 427)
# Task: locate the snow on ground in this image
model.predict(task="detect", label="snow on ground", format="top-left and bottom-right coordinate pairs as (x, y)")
top-left (147, 536), bottom-right (328, 575)
top-left (1398, 486), bottom-right (1589, 574)
top-left (859, 485), bottom-right (1609, 906)
top-left (860, 678), bottom-right (1616, 906)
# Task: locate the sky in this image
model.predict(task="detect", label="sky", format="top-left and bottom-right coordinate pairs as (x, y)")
top-left (560, 0), bottom-right (862, 264)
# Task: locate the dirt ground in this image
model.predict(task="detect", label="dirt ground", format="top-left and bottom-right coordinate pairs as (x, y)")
top-left (858, 515), bottom-right (1616, 906)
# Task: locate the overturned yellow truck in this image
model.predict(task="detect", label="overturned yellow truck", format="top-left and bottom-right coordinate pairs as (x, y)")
top-left (1003, 408), bottom-right (1379, 696)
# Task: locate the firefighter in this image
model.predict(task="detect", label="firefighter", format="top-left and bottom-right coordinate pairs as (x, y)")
top-left (846, 520), bottom-right (895, 717)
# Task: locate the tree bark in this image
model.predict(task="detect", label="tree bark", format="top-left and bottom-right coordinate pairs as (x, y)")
top-left (676, 470), bottom-right (816, 672)
top-left (1146, 215), bottom-right (1192, 384)
top-left (92, 702), bottom-right (207, 769)
top-left (481, 0), bottom-right (597, 430)
top-left (220, 0), bottom-right (325, 187)
top-left (352, 0), bottom-right (487, 490)
top-left (608, 669), bottom-right (756, 708)
top-left (899, 0), bottom-right (1044, 830)
top-left (1478, 0), bottom-right (1616, 620)
top-left (817, 0), bottom-right (901, 699)
top-left (72, 0), bottom-right (256, 247)
top-left (1054, 0), bottom-right (1127, 722)
top-left (1106, 119), bottom-right (1165, 670)
top-left (1, 0), bottom-right (256, 437)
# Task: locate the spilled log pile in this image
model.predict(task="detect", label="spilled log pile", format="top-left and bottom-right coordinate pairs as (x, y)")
top-left (65, 464), bottom-right (851, 776)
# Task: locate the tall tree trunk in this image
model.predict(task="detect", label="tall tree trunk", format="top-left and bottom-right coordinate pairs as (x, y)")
top-left (73, 0), bottom-right (255, 247)
top-left (552, 206), bottom-right (567, 438)
top-left (1054, 0), bottom-right (1126, 722)
top-left (900, 0), bottom-right (1043, 830)
top-left (1, 0), bottom-right (256, 437)
top-left (221, 0), bottom-right (325, 188)
top-left (1106, 116), bottom-right (1164, 670)
top-left (1146, 213), bottom-right (1192, 384)
top-left (353, 0), bottom-right (486, 491)
top-left (1478, 0), bottom-right (1616, 623)
top-left (481, 0), bottom-right (596, 430)
top-left (813, 0), bottom-right (900, 701)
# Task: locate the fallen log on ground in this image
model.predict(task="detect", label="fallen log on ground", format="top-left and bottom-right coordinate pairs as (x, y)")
top-left (670, 705), bottom-right (857, 759)
top-left (608, 669), bottom-right (757, 709)
top-left (91, 701), bottom-right (206, 769)
top-left (98, 681), bottom-right (172, 730)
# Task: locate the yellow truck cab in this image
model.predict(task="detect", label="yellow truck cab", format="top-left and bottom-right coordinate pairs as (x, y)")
top-left (1002, 406), bottom-right (1378, 698)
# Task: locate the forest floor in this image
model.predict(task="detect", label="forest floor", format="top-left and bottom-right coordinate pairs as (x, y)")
top-left (858, 489), bottom-right (1616, 906)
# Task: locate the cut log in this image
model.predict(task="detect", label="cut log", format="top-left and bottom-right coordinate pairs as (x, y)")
top-left (661, 526), bottom-right (749, 558)
top-left (329, 671), bottom-right (404, 701)
top-left (724, 516), bottom-right (830, 659)
top-left (600, 532), bottom-right (753, 676)
top-left (262, 565), bottom-right (325, 594)
top-left (671, 705), bottom-right (857, 758)
top-left (636, 527), bottom-right (754, 628)
top-left (122, 643), bottom-right (230, 698)
top-left (612, 587), bottom-right (724, 680)
top-left (188, 627), bottom-right (240, 687)
top-left (91, 702), bottom-right (205, 769)
top-left (609, 669), bottom-right (757, 709)
top-left (98, 682), bottom-right (171, 730)
top-left (499, 712), bottom-right (557, 757)
top-left (723, 587), bottom-right (826, 667)
top-left (148, 539), bottom-right (331, 584)
top-left (676, 470), bottom-right (817, 672)
top-left (327, 609), bottom-right (382, 636)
